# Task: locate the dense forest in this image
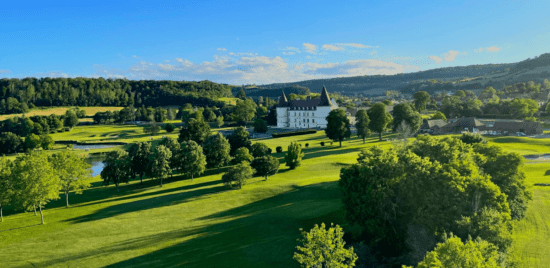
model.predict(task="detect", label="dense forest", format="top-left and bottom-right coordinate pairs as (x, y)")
top-left (0, 78), bottom-right (233, 114)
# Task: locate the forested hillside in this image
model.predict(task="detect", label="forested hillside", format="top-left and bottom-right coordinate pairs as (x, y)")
top-left (0, 78), bottom-right (233, 114)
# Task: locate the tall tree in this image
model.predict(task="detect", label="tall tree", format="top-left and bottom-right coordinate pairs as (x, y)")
top-left (253, 118), bottom-right (268, 133)
top-left (250, 142), bottom-right (270, 158)
top-left (293, 223), bottom-right (358, 268)
top-left (12, 151), bottom-right (61, 224)
top-left (430, 111), bottom-right (447, 121)
top-left (147, 145), bottom-right (172, 187)
top-left (251, 155), bottom-right (280, 180)
top-left (203, 133), bottom-right (231, 170)
top-left (101, 149), bottom-right (131, 192)
top-left (414, 91), bottom-right (431, 112)
top-left (391, 103), bottom-right (422, 133)
top-left (234, 99), bottom-right (257, 123)
top-left (227, 126), bottom-right (251, 156)
top-left (237, 89), bottom-right (247, 100)
top-left (178, 141), bottom-right (207, 181)
top-left (64, 110), bottom-right (79, 128)
top-left (0, 157), bottom-right (13, 222)
top-left (159, 137), bottom-right (180, 177)
top-left (325, 108), bottom-right (351, 147)
top-left (355, 109), bottom-right (371, 143)
top-left (367, 103), bottom-right (391, 141)
top-left (215, 115), bottom-right (224, 128)
top-left (285, 141), bottom-right (304, 170)
top-left (128, 142), bottom-right (152, 184)
top-left (233, 147), bottom-right (254, 164)
top-left (178, 118), bottom-right (211, 145)
top-left (49, 151), bottom-right (92, 207)
top-left (222, 161), bottom-right (254, 189)
top-left (203, 107), bottom-right (217, 122)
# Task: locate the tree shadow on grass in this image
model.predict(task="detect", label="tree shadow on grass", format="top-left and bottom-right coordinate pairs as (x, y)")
top-left (29, 181), bottom-right (344, 268)
top-left (64, 184), bottom-right (229, 224)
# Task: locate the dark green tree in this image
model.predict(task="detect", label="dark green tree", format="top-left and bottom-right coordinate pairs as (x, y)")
top-left (63, 110), bottom-right (79, 128)
top-left (251, 155), bottom-right (279, 180)
top-left (128, 142), bottom-right (152, 184)
top-left (227, 126), bottom-right (251, 156)
top-left (237, 89), bottom-right (246, 100)
top-left (253, 118), bottom-right (268, 133)
top-left (49, 151), bottom-right (92, 207)
top-left (178, 118), bottom-right (211, 145)
top-left (355, 110), bottom-right (371, 143)
top-left (222, 161), bottom-right (254, 189)
top-left (0, 157), bottom-right (13, 222)
top-left (250, 142), bottom-right (270, 158)
top-left (147, 145), bottom-right (172, 187)
top-left (233, 147), bottom-right (254, 164)
top-left (367, 103), bottom-right (391, 141)
top-left (203, 133), bottom-right (231, 169)
top-left (178, 140), bottom-right (207, 181)
top-left (285, 141), bottom-right (304, 169)
top-left (391, 103), bottom-right (422, 133)
top-left (325, 109), bottom-right (351, 147)
top-left (414, 91), bottom-right (431, 112)
top-left (101, 149), bottom-right (131, 192)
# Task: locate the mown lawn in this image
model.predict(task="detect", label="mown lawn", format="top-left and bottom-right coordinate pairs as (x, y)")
top-left (0, 106), bottom-right (124, 121)
top-left (0, 130), bottom-right (549, 267)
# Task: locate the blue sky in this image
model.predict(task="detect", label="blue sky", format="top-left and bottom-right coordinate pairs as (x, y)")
top-left (1, 0), bottom-right (549, 85)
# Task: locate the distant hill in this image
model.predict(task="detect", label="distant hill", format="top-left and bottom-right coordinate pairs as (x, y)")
top-left (248, 53), bottom-right (550, 97)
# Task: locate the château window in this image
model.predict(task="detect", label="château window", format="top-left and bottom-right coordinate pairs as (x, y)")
top-left (312, 119), bottom-right (315, 123)
top-left (312, 113), bottom-right (314, 116)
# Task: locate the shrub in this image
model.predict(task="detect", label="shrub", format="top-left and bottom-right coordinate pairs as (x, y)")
top-left (267, 148), bottom-right (272, 154)
top-left (272, 129), bottom-right (317, 138)
top-left (320, 141), bottom-right (325, 146)
top-left (305, 143), bottom-right (309, 148)
top-left (459, 132), bottom-right (487, 144)
top-left (276, 146), bottom-right (283, 153)
top-left (165, 123), bottom-right (176, 133)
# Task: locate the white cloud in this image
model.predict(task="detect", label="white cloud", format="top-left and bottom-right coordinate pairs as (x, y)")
top-left (164, 60), bottom-right (170, 62)
top-left (217, 48), bottom-right (227, 51)
top-left (486, 46), bottom-right (501, 52)
top-left (0, 69), bottom-right (11, 74)
top-left (93, 53), bottom-right (415, 85)
top-left (303, 43), bottom-right (318, 54)
top-left (429, 56), bottom-right (443, 64)
top-left (474, 48), bottom-right (483, 52)
top-left (444, 50), bottom-right (460, 62)
top-left (35, 71), bottom-right (71, 78)
top-left (281, 46), bottom-right (301, 53)
top-left (393, 56), bottom-right (411, 60)
top-left (283, 52), bottom-right (296, 55)
top-left (335, 43), bottom-right (371, 48)
top-left (370, 50), bottom-right (378, 55)
top-left (322, 44), bottom-right (344, 51)
top-left (132, 55), bottom-right (139, 59)
top-left (229, 52), bottom-right (236, 56)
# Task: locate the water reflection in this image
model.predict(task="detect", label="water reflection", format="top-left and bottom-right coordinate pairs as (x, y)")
top-left (86, 156), bottom-right (106, 177)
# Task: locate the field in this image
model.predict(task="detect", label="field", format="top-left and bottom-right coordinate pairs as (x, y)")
top-left (1, 128), bottom-right (549, 267)
top-left (0, 107), bottom-right (124, 121)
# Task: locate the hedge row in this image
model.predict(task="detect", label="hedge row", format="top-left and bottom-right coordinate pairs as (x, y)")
top-left (272, 129), bottom-right (317, 138)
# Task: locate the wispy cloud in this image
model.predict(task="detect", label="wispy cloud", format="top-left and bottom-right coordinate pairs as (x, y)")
top-left (132, 55), bottom-right (140, 59)
top-left (0, 69), bottom-right (12, 74)
top-left (474, 47), bottom-right (483, 52)
top-left (429, 56), bottom-right (443, 64)
top-left (322, 44), bottom-right (344, 51)
top-left (444, 50), bottom-right (460, 62)
top-left (370, 50), bottom-right (378, 55)
top-left (283, 52), bottom-right (296, 55)
top-left (281, 46), bottom-right (301, 53)
top-left (486, 46), bottom-right (501, 52)
top-left (217, 48), bottom-right (227, 51)
top-left (303, 43), bottom-right (318, 54)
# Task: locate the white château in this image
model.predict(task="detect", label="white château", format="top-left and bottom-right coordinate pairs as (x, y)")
top-left (276, 86), bottom-right (338, 129)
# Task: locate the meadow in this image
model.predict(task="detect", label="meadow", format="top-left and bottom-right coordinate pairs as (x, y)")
top-left (0, 107), bottom-right (124, 121)
top-left (0, 128), bottom-right (549, 267)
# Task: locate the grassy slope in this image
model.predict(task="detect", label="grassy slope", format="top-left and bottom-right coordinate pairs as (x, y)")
top-left (0, 129), bottom-right (549, 267)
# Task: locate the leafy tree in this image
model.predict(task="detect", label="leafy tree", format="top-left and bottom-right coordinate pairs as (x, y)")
top-left (49, 151), bottom-right (92, 207)
top-left (164, 123), bottom-right (176, 133)
top-left (215, 115), bottom-right (224, 128)
top-left (391, 103), bottom-right (422, 133)
top-left (408, 234), bottom-right (500, 268)
top-left (101, 149), bottom-right (131, 192)
top-left (276, 146), bottom-right (283, 153)
top-left (293, 223), bottom-right (358, 268)
top-left (159, 137), bottom-right (180, 176)
top-left (154, 107), bottom-right (167, 122)
top-left (459, 133), bottom-right (487, 144)
top-left (414, 91), bottom-right (431, 112)
top-left (222, 161), bottom-right (254, 189)
top-left (12, 151), bottom-right (60, 224)
top-left (251, 155), bottom-right (279, 180)
top-left (178, 140), bottom-right (207, 181)
top-left (203, 133), bottom-right (231, 169)
top-left (382, 99), bottom-right (392, 106)
top-left (285, 141), bottom-right (304, 169)
top-left (367, 103), bottom-right (391, 141)
top-left (24, 133), bottom-right (41, 151)
top-left (166, 108), bottom-right (176, 120)
top-left (203, 107), bottom-right (217, 122)
top-left (430, 111), bottom-right (447, 121)
top-left (0, 157), bottom-right (13, 222)
top-left (455, 207), bottom-right (514, 251)
top-left (355, 110), bottom-right (371, 143)
top-left (40, 134), bottom-right (54, 150)
top-left (251, 142), bottom-right (270, 158)
top-left (145, 123), bottom-right (161, 136)
top-left (256, 106), bottom-right (268, 119)
top-left (325, 109), bottom-right (351, 147)
top-left (233, 147), bottom-right (254, 164)
top-left (509, 98), bottom-right (539, 119)
top-left (237, 89), bottom-right (246, 100)
top-left (0, 132), bottom-right (23, 154)
top-left (64, 110), bottom-right (79, 128)
top-left (454, 89), bottom-right (466, 98)
top-left (266, 108), bottom-right (277, 125)
top-left (253, 118), bottom-right (268, 133)
top-left (178, 118), bottom-right (211, 145)
top-left (147, 145), bottom-right (172, 187)
top-left (128, 142), bottom-right (152, 184)
top-left (234, 99), bottom-right (257, 122)
top-left (227, 126), bottom-right (251, 156)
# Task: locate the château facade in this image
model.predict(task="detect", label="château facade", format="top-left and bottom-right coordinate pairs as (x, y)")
top-left (276, 86), bottom-right (338, 129)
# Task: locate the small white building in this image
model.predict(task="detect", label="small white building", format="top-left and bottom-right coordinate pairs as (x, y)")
top-left (276, 87), bottom-right (338, 129)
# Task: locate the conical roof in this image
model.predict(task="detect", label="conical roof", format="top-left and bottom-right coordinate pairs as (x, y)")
top-left (278, 91), bottom-right (288, 106)
top-left (318, 86), bottom-right (331, 106)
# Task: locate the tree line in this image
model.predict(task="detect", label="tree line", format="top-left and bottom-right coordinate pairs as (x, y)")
top-left (0, 77), bottom-right (233, 114)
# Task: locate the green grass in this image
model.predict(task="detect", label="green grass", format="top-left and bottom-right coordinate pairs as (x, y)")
top-left (0, 106), bottom-right (124, 121)
top-left (1, 129), bottom-right (550, 267)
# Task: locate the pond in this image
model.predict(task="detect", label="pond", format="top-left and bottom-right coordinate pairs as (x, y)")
top-left (86, 156), bottom-right (106, 177)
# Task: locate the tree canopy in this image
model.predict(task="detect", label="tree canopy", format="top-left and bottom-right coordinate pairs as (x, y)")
top-left (355, 109), bottom-right (371, 143)
top-left (203, 133), bottom-right (231, 169)
top-left (285, 141), bottom-right (304, 169)
top-left (325, 108), bottom-right (351, 147)
top-left (367, 103), bottom-right (391, 141)
top-left (49, 151), bottom-right (92, 207)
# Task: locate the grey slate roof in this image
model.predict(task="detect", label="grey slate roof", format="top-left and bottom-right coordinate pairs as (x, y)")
top-left (277, 87), bottom-right (333, 108)
top-left (420, 119), bottom-right (447, 129)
